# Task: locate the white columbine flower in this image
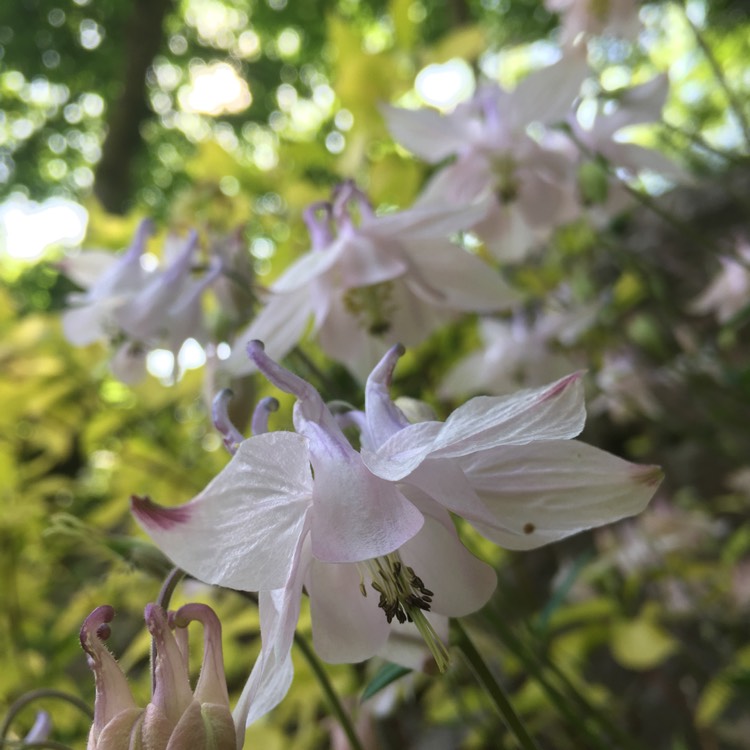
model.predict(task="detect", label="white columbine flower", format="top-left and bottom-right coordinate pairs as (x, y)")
top-left (224, 181), bottom-right (519, 380)
top-left (60, 220), bottom-right (222, 383)
top-left (133, 342), bottom-right (661, 726)
top-left (383, 52), bottom-right (589, 261)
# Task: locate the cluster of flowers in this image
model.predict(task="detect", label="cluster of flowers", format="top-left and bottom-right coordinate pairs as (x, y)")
top-left (54, 2), bottom-right (678, 747)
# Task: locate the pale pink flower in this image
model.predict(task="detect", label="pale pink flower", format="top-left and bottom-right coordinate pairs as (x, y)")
top-left (383, 52), bottom-right (589, 260)
top-left (225, 182), bottom-right (518, 380)
top-left (440, 302), bottom-right (598, 398)
top-left (134, 343), bottom-right (661, 726)
top-left (591, 351), bottom-right (662, 423)
top-left (60, 220), bottom-right (222, 383)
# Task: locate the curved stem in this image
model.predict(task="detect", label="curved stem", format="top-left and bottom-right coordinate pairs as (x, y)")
top-left (452, 619), bottom-right (541, 750)
top-left (292, 632), bottom-right (365, 750)
top-left (0, 690), bottom-right (93, 743)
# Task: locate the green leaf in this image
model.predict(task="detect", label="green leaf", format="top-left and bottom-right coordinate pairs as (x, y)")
top-left (361, 662), bottom-right (412, 701)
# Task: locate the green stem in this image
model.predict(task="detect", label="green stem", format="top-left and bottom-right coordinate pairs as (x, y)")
top-left (452, 620), bottom-right (541, 750)
top-left (293, 633), bottom-right (365, 750)
top-left (494, 613), bottom-right (639, 750)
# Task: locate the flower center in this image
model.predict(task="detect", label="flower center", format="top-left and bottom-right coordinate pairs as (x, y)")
top-left (343, 282), bottom-right (396, 336)
top-left (491, 154), bottom-right (519, 203)
top-left (358, 552), bottom-right (450, 672)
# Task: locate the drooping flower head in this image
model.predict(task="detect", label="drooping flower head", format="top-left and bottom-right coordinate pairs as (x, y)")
top-left (80, 602), bottom-right (241, 750)
top-left (135, 342), bottom-right (662, 729)
top-left (225, 181), bottom-right (519, 379)
top-left (60, 219), bottom-right (222, 383)
top-left (383, 53), bottom-right (589, 260)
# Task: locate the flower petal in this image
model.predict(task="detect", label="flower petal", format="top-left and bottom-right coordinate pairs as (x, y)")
top-left (307, 558), bottom-right (390, 663)
top-left (131, 432), bottom-right (313, 591)
top-left (308, 435), bottom-right (424, 563)
top-left (380, 104), bottom-right (469, 162)
top-left (460, 440), bottom-right (663, 550)
top-left (365, 373), bottom-right (585, 481)
top-left (399, 505), bottom-right (497, 617)
top-left (233, 522), bottom-right (311, 732)
top-left (224, 290), bottom-right (313, 377)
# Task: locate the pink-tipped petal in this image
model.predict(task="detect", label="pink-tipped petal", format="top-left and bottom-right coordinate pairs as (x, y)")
top-left (365, 372), bottom-right (587, 482)
top-left (460, 440), bottom-right (663, 550)
top-left (132, 431), bottom-right (313, 591)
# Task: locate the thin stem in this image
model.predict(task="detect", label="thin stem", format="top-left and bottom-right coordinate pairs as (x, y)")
top-left (492, 613), bottom-right (639, 750)
top-left (293, 632), bottom-right (365, 750)
top-left (0, 690), bottom-right (93, 743)
top-left (452, 620), bottom-right (541, 750)
top-left (682, 6), bottom-right (750, 148)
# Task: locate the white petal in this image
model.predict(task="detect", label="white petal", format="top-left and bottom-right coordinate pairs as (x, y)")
top-left (307, 558), bottom-right (390, 663)
top-left (233, 528), bottom-right (311, 730)
top-left (224, 291), bottom-right (313, 377)
top-left (404, 239), bottom-right (521, 312)
top-left (59, 250), bottom-right (117, 288)
top-left (132, 432), bottom-right (313, 590)
top-left (271, 245), bottom-right (341, 293)
top-left (400, 507), bottom-right (497, 617)
top-left (365, 200), bottom-right (488, 240)
top-left (460, 440), bottom-right (663, 550)
top-left (381, 104), bottom-right (468, 162)
top-left (309, 446), bottom-right (424, 563)
top-left (365, 373), bottom-right (585, 481)
top-left (511, 51), bottom-right (588, 127)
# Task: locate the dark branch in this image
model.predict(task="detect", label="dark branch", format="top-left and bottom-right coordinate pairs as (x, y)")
top-left (94, 0), bottom-right (174, 214)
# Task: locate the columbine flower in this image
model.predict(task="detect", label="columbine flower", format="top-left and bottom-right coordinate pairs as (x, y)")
top-left (80, 602), bottom-right (242, 750)
top-left (440, 301), bottom-right (598, 398)
top-left (383, 53), bottom-right (588, 261)
top-left (60, 219), bottom-right (222, 383)
top-left (134, 342), bottom-right (661, 727)
top-left (224, 181), bottom-right (518, 379)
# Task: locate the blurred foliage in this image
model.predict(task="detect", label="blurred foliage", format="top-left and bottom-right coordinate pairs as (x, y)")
top-left (3, 0), bottom-right (750, 749)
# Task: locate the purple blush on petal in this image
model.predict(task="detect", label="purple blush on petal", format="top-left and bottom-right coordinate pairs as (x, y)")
top-left (130, 495), bottom-right (192, 529)
top-left (538, 371), bottom-right (582, 402)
